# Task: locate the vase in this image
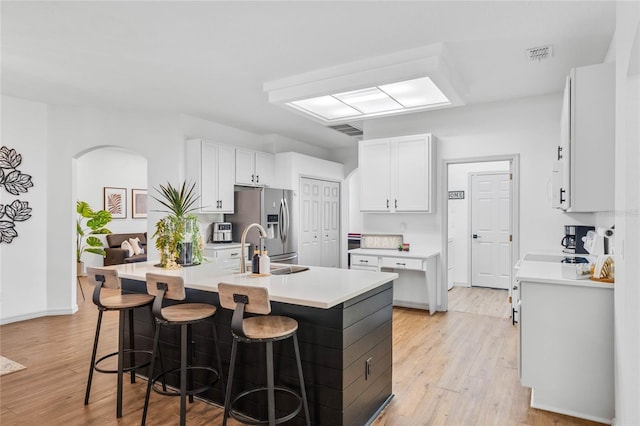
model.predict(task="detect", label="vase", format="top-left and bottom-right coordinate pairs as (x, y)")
top-left (177, 217), bottom-right (195, 266)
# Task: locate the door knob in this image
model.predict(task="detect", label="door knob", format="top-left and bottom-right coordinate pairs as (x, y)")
top-left (472, 234), bottom-right (480, 239)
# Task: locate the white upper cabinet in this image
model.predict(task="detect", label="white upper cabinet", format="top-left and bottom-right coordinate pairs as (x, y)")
top-left (359, 134), bottom-right (435, 213)
top-left (235, 148), bottom-right (274, 187)
top-left (552, 62), bottom-right (614, 212)
top-left (185, 139), bottom-right (235, 213)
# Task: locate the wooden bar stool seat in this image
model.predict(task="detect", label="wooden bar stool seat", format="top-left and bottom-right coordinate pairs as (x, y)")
top-left (219, 283), bottom-right (311, 426)
top-left (159, 303), bottom-right (217, 323)
top-left (142, 273), bottom-right (225, 426)
top-left (84, 267), bottom-right (155, 419)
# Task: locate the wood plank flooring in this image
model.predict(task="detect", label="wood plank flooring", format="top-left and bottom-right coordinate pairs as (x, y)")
top-left (0, 279), bottom-right (603, 425)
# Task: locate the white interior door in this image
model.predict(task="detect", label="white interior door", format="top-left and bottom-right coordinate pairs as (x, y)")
top-left (470, 172), bottom-right (511, 289)
top-left (321, 181), bottom-right (340, 267)
top-left (299, 178), bottom-right (322, 266)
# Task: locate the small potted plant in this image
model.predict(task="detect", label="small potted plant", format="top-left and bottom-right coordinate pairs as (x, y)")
top-left (76, 201), bottom-right (112, 274)
top-left (151, 181), bottom-right (203, 269)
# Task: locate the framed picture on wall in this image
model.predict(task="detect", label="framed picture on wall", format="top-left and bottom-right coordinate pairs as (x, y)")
top-left (104, 187), bottom-right (127, 219)
top-left (132, 188), bottom-right (147, 219)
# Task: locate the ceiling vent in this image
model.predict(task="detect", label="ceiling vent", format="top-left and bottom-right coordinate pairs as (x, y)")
top-left (328, 123), bottom-right (363, 137)
top-left (527, 45), bottom-right (553, 62)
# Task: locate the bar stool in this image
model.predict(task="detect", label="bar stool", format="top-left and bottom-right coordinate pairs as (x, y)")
top-left (142, 273), bottom-right (225, 426)
top-left (84, 266), bottom-right (155, 418)
top-left (219, 283), bottom-right (311, 426)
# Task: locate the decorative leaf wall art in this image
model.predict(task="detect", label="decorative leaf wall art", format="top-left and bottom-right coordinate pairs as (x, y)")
top-left (0, 146), bottom-right (33, 195)
top-left (0, 146), bottom-right (34, 244)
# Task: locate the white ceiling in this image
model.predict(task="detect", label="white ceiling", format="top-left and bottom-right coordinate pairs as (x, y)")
top-left (1, 1), bottom-right (616, 149)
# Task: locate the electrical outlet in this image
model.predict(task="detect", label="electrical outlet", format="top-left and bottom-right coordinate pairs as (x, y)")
top-left (365, 357), bottom-right (373, 380)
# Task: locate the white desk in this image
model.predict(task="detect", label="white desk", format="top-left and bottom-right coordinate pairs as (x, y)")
top-left (349, 248), bottom-right (440, 315)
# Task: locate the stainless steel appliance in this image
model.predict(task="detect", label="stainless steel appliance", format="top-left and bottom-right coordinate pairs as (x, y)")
top-left (226, 187), bottom-right (298, 264)
top-left (212, 222), bottom-right (233, 243)
top-left (562, 225), bottom-right (595, 254)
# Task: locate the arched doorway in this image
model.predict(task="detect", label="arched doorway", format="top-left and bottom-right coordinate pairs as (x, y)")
top-left (75, 146), bottom-right (148, 271)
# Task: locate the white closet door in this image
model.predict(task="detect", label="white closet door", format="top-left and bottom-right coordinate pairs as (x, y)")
top-left (299, 178), bottom-right (322, 266)
top-left (321, 181), bottom-right (340, 267)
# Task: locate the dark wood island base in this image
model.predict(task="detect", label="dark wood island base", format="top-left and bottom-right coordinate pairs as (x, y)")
top-left (123, 278), bottom-right (394, 425)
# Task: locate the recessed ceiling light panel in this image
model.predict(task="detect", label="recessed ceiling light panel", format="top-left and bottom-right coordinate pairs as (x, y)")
top-left (333, 87), bottom-right (403, 114)
top-left (380, 76), bottom-right (450, 108)
top-left (290, 96), bottom-right (360, 120)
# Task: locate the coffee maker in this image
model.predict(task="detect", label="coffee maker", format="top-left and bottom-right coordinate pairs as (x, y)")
top-left (562, 225), bottom-right (595, 254)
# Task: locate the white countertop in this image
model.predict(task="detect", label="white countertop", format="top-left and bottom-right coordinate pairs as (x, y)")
top-left (349, 247), bottom-right (440, 260)
top-left (110, 259), bottom-right (398, 309)
top-left (516, 260), bottom-right (613, 290)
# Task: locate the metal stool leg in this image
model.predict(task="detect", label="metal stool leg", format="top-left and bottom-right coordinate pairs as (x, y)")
top-left (180, 324), bottom-right (187, 426)
top-left (266, 341), bottom-right (276, 426)
top-left (222, 338), bottom-right (238, 426)
top-left (129, 309), bottom-right (136, 384)
top-left (293, 333), bottom-right (311, 426)
top-left (84, 310), bottom-right (103, 405)
top-left (187, 324), bottom-right (194, 404)
top-left (117, 310), bottom-right (125, 418)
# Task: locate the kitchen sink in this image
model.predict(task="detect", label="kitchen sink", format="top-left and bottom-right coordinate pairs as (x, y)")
top-left (269, 265), bottom-right (309, 275)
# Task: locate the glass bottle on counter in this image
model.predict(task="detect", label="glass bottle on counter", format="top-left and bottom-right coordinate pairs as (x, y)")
top-left (252, 248), bottom-right (261, 274)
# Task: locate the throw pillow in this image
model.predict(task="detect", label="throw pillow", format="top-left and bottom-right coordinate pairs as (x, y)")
top-left (121, 240), bottom-right (133, 257)
top-left (129, 237), bottom-right (144, 255)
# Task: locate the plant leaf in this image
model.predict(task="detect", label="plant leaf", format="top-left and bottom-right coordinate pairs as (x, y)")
top-left (85, 236), bottom-right (103, 248)
top-left (85, 248), bottom-right (106, 257)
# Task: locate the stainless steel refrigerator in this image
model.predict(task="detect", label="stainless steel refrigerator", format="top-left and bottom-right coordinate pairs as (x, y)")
top-left (226, 187), bottom-right (298, 264)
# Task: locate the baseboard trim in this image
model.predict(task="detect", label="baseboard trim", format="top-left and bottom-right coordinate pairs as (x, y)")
top-left (0, 306), bottom-right (79, 325)
top-left (530, 388), bottom-right (613, 425)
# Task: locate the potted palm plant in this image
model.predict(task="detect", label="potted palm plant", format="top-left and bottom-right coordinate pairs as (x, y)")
top-left (152, 181), bottom-right (203, 268)
top-left (76, 201), bottom-right (112, 274)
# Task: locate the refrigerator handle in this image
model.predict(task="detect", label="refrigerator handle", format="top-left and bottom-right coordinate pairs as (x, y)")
top-left (283, 197), bottom-right (290, 243)
top-left (279, 199), bottom-right (286, 241)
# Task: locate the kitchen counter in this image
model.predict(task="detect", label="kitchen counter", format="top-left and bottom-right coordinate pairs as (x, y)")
top-left (113, 259), bottom-right (398, 309)
top-left (516, 259), bottom-right (613, 289)
top-left (110, 259), bottom-right (398, 425)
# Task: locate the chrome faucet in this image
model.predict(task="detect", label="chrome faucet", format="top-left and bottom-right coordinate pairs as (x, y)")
top-left (239, 223), bottom-right (267, 273)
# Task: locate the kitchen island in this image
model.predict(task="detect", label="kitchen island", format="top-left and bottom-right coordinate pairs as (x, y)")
top-left (111, 259), bottom-right (398, 425)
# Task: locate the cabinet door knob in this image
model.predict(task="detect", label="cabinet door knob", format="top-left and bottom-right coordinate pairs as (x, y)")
top-left (472, 234), bottom-right (480, 239)
top-left (251, 174), bottom-right (255, 183)
top-left (386, 199), bottom-right (389, 208)
top-left (395, 199), bottom-right (398, 208)
top-left (256, 175), bottom-right (260, 183)
top-left (557, 146), bottom-right (563, 160)
top-left (559, 188), bottom-right (566, 204)
top-left (360, 259), bottom-right (368, 263)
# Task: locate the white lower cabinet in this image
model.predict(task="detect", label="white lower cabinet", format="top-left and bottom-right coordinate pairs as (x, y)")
top-left (203, 244), bottom-right (249, 270)
top-left (519, 279), bottom-right (614, 423)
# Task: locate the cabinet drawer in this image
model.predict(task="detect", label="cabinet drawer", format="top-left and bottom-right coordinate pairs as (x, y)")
top-left (216, 248), bottom-right (244, 260)
top-left (381, 257), bottom-right (424, 271)
top-left (351, 255), bottom-right (379, 268)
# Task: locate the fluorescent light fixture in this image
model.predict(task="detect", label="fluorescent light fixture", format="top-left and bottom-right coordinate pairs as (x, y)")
top-left (264, 44), bottom-right (467, 125)
top-left (286, 76), bottom-right (451, 122)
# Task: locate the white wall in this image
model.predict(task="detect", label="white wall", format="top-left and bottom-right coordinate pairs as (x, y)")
top-left (0, 96), bottom-right (48, 323)
top-left (76, 147), bottom-right (147, 268)
top-left (447, 161), bottom-right (510, 286)
top-left (46, 105), bottom-right (182, 321)
top-left (612, 2), bottom-right (640, 424)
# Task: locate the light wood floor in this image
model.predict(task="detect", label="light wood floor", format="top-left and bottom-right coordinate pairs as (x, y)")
top-left (0, 279), bottom-right (602, 425)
